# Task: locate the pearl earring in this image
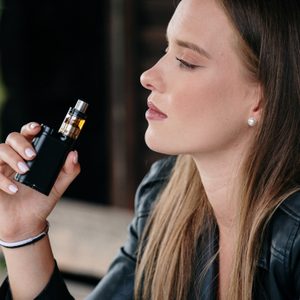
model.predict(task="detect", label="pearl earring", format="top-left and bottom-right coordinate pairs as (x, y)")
top-left (247, 117), bottom-right (257, 127)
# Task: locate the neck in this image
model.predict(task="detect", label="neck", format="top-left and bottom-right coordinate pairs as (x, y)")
top-left (192, 147), bottom-right (247, 232)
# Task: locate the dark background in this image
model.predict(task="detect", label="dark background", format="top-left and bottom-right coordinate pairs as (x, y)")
top-left (0, 0), bottom-right (174, 208)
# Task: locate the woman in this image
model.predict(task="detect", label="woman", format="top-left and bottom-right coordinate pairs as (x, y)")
top-left (0, 0), bottom-right (299, 299)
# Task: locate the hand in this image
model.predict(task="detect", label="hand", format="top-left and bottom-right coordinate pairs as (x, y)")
top-left (0, 122), bottom-right (80, 242)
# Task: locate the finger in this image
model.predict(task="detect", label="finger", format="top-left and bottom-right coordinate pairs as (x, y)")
top-left (0, 164), bottom-right (15, 179)
top-left (0, 143), bottom-right (30, 174)
top-left (51, 151), bottom-right (81, 198)
top-left (0, 172), bottom-right (19, 194)
top-left (20, 122), bottom-right (41, 141)
top-left (5, 132), bottom-right (37, 161)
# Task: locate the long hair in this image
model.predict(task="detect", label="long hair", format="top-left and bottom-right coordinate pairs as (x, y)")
top-left (135, 0), bottom-right (300, 299)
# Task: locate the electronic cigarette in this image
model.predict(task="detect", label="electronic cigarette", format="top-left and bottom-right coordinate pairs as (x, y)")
top-left (15, 99), bottom-right (88, 195)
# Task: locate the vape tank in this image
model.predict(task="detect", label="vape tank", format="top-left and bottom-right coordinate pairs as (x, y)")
top-left (15, 99), bottom-right (88, 195)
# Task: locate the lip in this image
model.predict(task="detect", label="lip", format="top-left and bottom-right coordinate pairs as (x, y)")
top-left (145, 101), bottom-right (168, 121)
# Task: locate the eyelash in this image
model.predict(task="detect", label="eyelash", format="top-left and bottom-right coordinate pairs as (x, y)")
top-left (161, 47), bottom-right (200, 70)
top-left (176, 57), bottom-right (199, 70)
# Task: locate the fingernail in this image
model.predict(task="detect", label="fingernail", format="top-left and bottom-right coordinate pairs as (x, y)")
top-left (25, 148), bottom-right (36, 158)
top-left (17, 162), bottom-right (29, 173)
top-left (73, 151), bottom-right (78, 164)
top-left (29, 122), bottom-right (39, 129)
top-left (8, 184), bottom-right (18, 193)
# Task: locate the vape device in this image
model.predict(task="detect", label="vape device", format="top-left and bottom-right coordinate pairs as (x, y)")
top-left (15, 99), bottom-right (88, 195)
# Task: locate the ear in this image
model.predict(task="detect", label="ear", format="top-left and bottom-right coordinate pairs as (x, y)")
top-left (249, 84), bottom-right (263, 122)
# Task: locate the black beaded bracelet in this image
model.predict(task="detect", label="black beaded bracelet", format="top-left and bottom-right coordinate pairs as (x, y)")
top-left (0, 221), bottom-right (49, 249)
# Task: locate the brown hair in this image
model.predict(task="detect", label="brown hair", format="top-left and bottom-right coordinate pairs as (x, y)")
top-left (135, 0), bottom-right (300, 299)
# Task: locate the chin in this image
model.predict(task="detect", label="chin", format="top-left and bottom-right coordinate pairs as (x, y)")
top-left (144, 132), bottom-right (181, 156)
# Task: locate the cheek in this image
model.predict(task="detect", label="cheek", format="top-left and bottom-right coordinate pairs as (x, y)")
top-left (144, 89), bottom-right (219, 154)
top-left (175, 88), bottom-right (247, 146)
top-left (170, 82), bottom-right (227, 125)
top-left (179, 70), bottom-right (251, 126)
top-left (145, 69), bottom-right (253, 155)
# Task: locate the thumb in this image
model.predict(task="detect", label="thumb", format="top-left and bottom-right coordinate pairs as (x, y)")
top-left (51, 150), bottom-right (81, 198)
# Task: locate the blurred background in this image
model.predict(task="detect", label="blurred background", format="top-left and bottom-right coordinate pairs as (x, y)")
top-left (0, 0), bottom-right (175, 298)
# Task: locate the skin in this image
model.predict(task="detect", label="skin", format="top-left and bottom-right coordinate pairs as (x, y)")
top-left (142, 0), bottom-right (262, 228)
top-left (142, 0), bottom-right (260, 157)
top-left (141, 0), bottom-right (262, 297)
top-left (0, 0), bottom-right (261, 299)
top-left (0, 123), bottom-right (80, 299)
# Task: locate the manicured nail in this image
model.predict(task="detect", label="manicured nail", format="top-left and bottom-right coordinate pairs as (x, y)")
top-left (29, 122), bottom-right (39, 129)
top-left (73, 151), bottom-right (78, 164)
top-left (17, 162), bottom-right (29, 173)
top-left (8, 184), bottom-right (18, 194)
top-left (25, 148), bottom-right (36, 158)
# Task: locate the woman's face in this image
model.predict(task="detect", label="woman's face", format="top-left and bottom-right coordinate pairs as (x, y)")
top-left (141, 0), bottom-right (260, 157)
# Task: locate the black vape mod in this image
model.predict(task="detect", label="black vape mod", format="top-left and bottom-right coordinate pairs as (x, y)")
top-left (15, 99), bottom-right (88, 195)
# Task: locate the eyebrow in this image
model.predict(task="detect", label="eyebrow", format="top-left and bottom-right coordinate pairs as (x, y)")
top-left (175, 39), bottom-right (211, 59)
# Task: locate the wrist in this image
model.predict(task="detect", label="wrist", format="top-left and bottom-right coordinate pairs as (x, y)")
top-left (0, 221), bottom-right (49, 249)
top-left (0, 220), bottom-right (48, 244)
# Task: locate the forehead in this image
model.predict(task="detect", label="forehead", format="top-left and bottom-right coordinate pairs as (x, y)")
top-left (167, 0), bottom-right (236, 56)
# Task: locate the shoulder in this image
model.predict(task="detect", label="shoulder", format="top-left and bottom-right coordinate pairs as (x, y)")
top-left (259, 191), bottom-right (300, 292)
top-left (269, 192), bottom-right (300, 243)
top-left (269, 192), bottom-right (300, 252)
top-left (134, 155), bottom-right (176, 216)
top-left (276, 192), bottom-right (300, 275)
top-left (279, 191), bottom-right (300, 221)
top-left (263, 192), bottom-right (300, 262)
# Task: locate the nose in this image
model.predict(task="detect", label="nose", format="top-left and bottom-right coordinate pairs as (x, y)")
top-left (140, 60), bottom-right (164, 93)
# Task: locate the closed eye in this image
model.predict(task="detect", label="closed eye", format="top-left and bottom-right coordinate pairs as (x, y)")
top-left (176, 57), bottom-right (200, 70)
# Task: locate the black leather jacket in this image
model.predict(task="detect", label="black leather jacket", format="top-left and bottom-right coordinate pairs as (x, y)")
top-left (1, 156), bottom-right (300, 299)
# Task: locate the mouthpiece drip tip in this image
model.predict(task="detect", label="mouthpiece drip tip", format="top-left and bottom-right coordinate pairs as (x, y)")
top-left (75, 99), bottom-right (89, 114)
